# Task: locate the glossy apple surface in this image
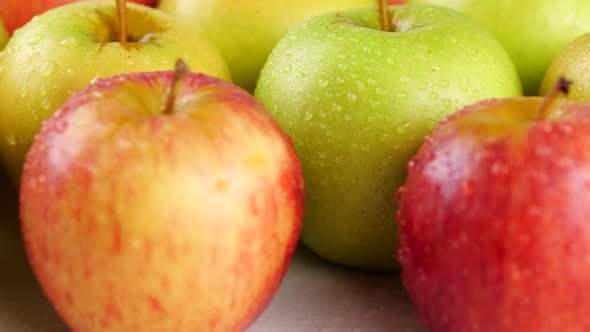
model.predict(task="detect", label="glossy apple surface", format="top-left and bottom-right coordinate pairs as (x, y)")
top-left (157, 0), bottom-right (373, 92)
top-left (255, 4), bottom-right (522, 269)
top-left (0, 1), bottom-right (230, 184)
top-left (540, 33), bottom-right (590, 102)
top-left (407, 0), bottom-right (590, 95)
top-left (20, 70), bottom-right (304, 332)
top-left (397, 94), bottom-right (590, 331)
top-left (0, 0), bottom-right (157, 35)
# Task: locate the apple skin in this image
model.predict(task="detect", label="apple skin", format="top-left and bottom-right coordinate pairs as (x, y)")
top-left (0, 0), bottom-right (157, 35)
top-left (540, 33), bottom-right (590, 102)
top-left (20, 70), bottom-right (304, 332)
top-left (406, 0), bottom-right (590, 96)
top-left (157, 0), bottom-right (373, 92)
top-left (0, 1), bottom-right (231, 185)
top-left (255, 4), bottom-right (522, 269)
top-left (0, 18), bottom-right (7, 50)
top-left (397, 96), bottom-right (590, 331)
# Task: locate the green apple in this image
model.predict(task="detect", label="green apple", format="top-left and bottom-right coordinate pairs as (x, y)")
top-left (0, 0), bottom-right (230, 184)
top-left (157, 0), bottom-right (373, 92)
top-left (540, 33), bottom-right (590, 102)
top-left (0, 18), bottom-right (7, 50)
top-left (255, 4), bottom-right (522, 270)
top-left (406, 0), bottom-right (590, 96)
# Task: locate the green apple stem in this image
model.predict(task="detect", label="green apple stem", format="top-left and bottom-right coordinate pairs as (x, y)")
top-left (378, 0), bottom-right (391, 31)
top-left (535, 76), bottom-right (572, 120)
top-left (116, 0), bottom-right (128, 44)
top-left (164, 59), bottom-right (190, 115)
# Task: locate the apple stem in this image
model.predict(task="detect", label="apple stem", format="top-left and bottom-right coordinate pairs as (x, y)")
top-left (116, 0), bottom-right (128, 44)
top-left (535, 76), bottom-right (572, 120)
top-left (378, 0), bottom-right (391, 32)
top-left (164, 59), bottom-right (190, 115)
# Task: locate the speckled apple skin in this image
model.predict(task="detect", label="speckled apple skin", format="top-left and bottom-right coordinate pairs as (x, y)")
top-left (19, 72), bottom-right (304, 332)
top-left (397, 97), bottom-right (590, 332)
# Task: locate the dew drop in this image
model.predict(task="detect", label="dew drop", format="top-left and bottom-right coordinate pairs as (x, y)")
top-left (66, 68), bottom-right (75, 76)
top-left (344, 113), bottom-right (352, 121)
top-left (347, 92), bottom-right (357, 103)
top-left (442, 99), bottom-right (452, 108)
top-left (396, 91), bottom-right (408, 100)
top-left (5, 132), bottom-right (16, 145)
top-left (319, 79), bottom-right (328, 87)
top-left (27, 34), bottom-right (43, 45)
top-left (438, 79), bottom-right (450, 87)
top-left (60, 38), bottom-right (79, 47)
top-left (418, 81), bottom-right (428, 90)
top-left (430, 91), bottom-right (439, 100)
top-left (396, 122), bottom-right (409, 134)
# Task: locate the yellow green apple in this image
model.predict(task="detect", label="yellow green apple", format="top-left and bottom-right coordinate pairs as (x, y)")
top-left (0, 1), bottom-right (230, 184)
top-left (157, 0), bottom-right (373, 92)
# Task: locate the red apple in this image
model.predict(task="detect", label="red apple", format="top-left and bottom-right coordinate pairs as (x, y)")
top-left (0, 0), bottom-right (156, 35)
top-left (397, 79), bottom-right (590, 331)
top-left (19, 62), bottom-right (304, 332)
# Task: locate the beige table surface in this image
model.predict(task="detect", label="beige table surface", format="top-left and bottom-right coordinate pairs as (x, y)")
top-left (0, 176), bottom-right (426, 332)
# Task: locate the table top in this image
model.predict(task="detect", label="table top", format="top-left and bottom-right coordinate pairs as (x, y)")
top-left (0, 183), bottom-right (426, 332)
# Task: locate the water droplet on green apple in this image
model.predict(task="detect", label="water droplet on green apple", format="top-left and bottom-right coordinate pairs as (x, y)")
top-left (438, 80), bottom-right (450, 87)
top-left (5, 132), bottom-right (16, 146)
top-left (442, 99), bottom-right (452, 108)
top-left (396, 91), bottom-right (408, 100)
top-left (27, 34), bottom-right (44, 45)
top-left (60, 38), bottom-right (79, 47)
top-left (367, 78), bottom-right (377, 86)
top-left (66, 68), bottom-right (75, 76)
top-left (41, 98), bottom-right (51, 110)
top-left (396, 122), bottom-right (409, 134)
top-left (296, 71), bottom-right (305, 79)
top-left (336, 76), bottom-right (345, 84)
top-left (379, 132), bottom-right (390, 143)
top-left (319, 79), bottom-right (328, 87)
top-left (418, 81), bottom-right (428, 90)
top-left (356, 81), bottom-right (366, 90)
top-left (304, 111), bottom-right (313, 121)
top-left (430, 92), bottom-right (439, 100)
top-left (338, 63), bottom-right (348, 71)
top-left (0, 66), bottom-right (4, 75)
top-left (344, 113), bottom-right (352, 121)
top-left (40, 84), bottom-right (47, 97)
top-left (347, 92), bottom-right (357, 103)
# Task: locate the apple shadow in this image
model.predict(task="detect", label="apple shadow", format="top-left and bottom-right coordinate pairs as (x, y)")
top-left (0, 173), bottom-right (70, 332)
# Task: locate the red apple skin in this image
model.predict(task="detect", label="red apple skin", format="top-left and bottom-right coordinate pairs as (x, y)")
top-left (20, 71), bottom-right (304, 332)
top-left (1, 0), bottom-right (157, 35)
top-left (397, 97), bottom-right (590, 332)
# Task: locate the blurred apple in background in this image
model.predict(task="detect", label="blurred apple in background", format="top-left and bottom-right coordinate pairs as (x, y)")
top-left (0, 0), bottom-right (157, 35)
top-left (397, 78), bottom-right (590, 331)
top-left (0, 0), bottom-right (231, 185)
top-left (406, 0), bottom-right (590, 96)
top-left (20, 63), bottom-right (304, 332)
top-left (540, 33), bottom-right (590, 102)
top-left (255, 3), bottom-right (521, 269)
top-left (157, 0), bottom-right (373, 92)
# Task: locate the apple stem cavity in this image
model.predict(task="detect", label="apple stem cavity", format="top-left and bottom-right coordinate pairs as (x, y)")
top-left (535, 76), bottom-right (572, 120)
top-left (378, 0), bottom-right (392, 32)
top-left (116, 0), bottom-right (128, 44)
top-left (164, 59), bottom-right (190, 115)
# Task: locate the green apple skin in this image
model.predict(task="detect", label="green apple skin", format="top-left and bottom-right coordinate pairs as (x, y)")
top-left (157, 0), bottom-right (373, 92)
top-left (0, 1), bottom-right (231, 184)
top-left (0, 18), bottom-right (7, 50)
top-left (255, 4), bottom-right (522, 269)
top-left (540, 33), bottom-right (590, 102)
top-left (407, 0), bottom-right (590, 96)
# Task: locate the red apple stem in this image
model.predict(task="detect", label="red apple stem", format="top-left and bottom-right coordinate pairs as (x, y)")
top-left (378, 0), bottom-right (391, 32)
top-left (116, 0), bottom-right (128, 44)
top-left (535, 76), bottom-right (572, 120)
top-left (164, 59), bottom-right (190, 115)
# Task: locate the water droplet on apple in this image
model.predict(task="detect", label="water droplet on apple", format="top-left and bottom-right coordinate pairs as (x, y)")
top-left (396, 122), bottom-right (409, 134)
top-left (442, 99), bottom-right (452, 108)
top-left (336, 76), bottom-right (345, 84)
top-left (304, 111), bottom-right (313, 121)
top-left (379, 132), bottom-right (390, 142)
top-left (438, 80), bottom-right (450, 87)
top-left (461, 78), bottom-right (469, 92)
top-left (344, 113), bottom-right (352, 121)
top-left (347, 92), bottom-right (357, 103)
top-left (367, 78), bottom-right (377, 86)
top-left (319, 79), bottom-right (328, 87)
top-left (41, 98), bottom-right (51, 110)
top-left (5, 132), bottom-right (16, 146)
top-left (418, 81), bottom-right (428, 90)
top-left (40, 84), bottom-right (48, 97)
top-left (0, 66), bottom-right (4, 75)
top-left (60, 38), bottom-right (79, 47)
top-left (338, 63), bottom-right (348, 71)
top-left (375, 88), bottom-right (386, 96)
top-left (430, 92), bottom-right (439, 100)
top-left (66, 68), bottom-right (75, 76)
top-left (396, 91), bottom-right (408, 100)
top-left (27, 34), bottom-right (44, 45)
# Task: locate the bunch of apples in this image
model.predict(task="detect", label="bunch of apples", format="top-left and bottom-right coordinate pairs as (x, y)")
top-left (3, 0), bottom-right (590, 331)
